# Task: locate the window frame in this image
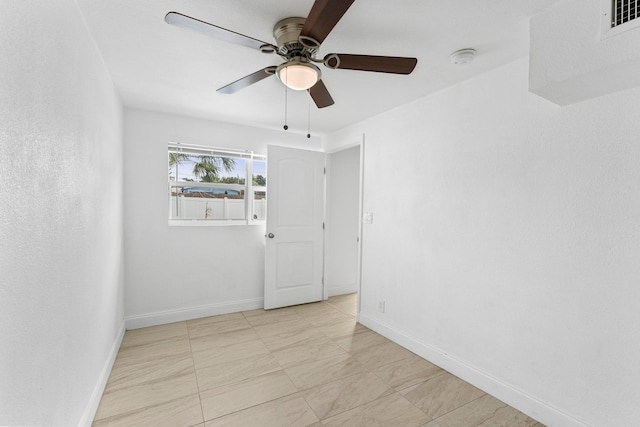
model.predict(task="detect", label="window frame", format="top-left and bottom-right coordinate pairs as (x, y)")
top-left (167, 142), bottom-right (266, 226)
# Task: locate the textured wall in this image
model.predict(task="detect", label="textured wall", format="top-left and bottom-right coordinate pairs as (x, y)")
top-left (0, 1), bottom-right (124, 425)
top-left (326, 58), bottom-right (640, 426)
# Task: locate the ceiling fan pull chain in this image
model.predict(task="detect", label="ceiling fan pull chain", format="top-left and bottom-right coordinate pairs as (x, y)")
top-left (283, 74), bottom-right (289, 131)
top-left (307, 97), bottom-right (311, 139)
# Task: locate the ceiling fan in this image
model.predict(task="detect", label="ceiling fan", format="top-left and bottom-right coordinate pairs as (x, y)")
top-left (165, 0), bottom-right (418, 109)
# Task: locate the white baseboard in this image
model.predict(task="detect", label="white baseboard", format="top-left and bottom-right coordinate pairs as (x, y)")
top-left (125, 298), bottom-right (264, 330)
top-left (327, 284), bottom-right (357, 297)
top-left (78, 319), bottom-right (126, 427)
top-left (358, 314), bottom-right (589, 427)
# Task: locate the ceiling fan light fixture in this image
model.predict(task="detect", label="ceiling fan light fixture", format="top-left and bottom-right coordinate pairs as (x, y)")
top-left (277, 61), bottom-right (321, 91)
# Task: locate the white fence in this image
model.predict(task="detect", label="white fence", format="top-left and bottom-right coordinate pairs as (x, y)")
top-left (170, 196), bottom-right (266, 220)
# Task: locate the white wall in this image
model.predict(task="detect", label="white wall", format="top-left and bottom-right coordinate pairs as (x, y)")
top-left (325, 145), bottom-right (361, 296)
top-left (123, 109), bottom-right (322, 328)
top-left (0, 2), bottom-right (124, 426)
top-left (325, 58), bottom-right (640, 426)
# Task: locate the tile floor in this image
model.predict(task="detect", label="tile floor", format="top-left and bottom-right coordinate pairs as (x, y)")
top-left (93, 294), bottom-right (544, 426)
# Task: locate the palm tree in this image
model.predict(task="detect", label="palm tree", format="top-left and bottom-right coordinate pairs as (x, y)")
top-left (168, 152), bottom-right (189, 181)
top-left (193, 155), bottom-right (236, 182)
top-left (169, 152), bottom-right (191, 217)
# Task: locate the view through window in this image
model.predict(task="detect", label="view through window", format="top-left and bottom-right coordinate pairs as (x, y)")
top-left (168, 143), bottom-right (266, 223)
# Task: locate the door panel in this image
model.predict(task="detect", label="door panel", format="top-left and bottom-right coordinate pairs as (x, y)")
top-left (264, 145), bottom-right (325, 309)
top-left (276, 241), bottom-right (313, 288)
top-left (276, 158), bottom-right (316, 226)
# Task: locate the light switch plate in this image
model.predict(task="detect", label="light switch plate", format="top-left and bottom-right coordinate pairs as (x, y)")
top-left (363, 212), bottom-right (373, 224)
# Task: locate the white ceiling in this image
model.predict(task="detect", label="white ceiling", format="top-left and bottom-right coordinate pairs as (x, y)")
top-left (76, 0), bottom-right (559, 135)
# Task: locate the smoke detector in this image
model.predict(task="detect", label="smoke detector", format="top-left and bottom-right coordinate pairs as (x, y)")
top-left (450, 48), bottom-right (476, 65)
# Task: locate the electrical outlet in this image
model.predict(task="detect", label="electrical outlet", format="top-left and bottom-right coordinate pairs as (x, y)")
top-left (378, 300), bottom-right (385, 313)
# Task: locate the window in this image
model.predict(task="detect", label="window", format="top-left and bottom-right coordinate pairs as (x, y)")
top-left (168, 143), bottom-right (266, 224)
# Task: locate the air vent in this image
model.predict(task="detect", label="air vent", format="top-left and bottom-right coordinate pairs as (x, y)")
top-left (602, 0), bottom-right (640, 39)
top-left (611, 0), bottom-right (639, 28)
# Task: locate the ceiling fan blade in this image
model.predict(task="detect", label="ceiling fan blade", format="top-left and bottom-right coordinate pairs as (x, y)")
top-left (165, 12), bottom-right (277, 53)
top-left (299, 0), bottom-right (355, 48)
top-left (326, 54), bottom-right (417, 74)
top-left (308, 79), bottom-right (334, 108)
top-left (217, 67), bottom-right (277, 94)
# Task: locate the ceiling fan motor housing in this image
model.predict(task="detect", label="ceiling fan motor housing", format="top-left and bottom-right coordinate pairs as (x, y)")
top-left (273, 17), bottom-right (315, 56)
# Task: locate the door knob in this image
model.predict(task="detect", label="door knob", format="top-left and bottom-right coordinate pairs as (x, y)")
top-left (268, 233), bottom-right (275, 238)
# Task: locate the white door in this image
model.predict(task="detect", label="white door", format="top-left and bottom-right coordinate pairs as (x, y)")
top-left (264, 145), bottom-right (325, 310)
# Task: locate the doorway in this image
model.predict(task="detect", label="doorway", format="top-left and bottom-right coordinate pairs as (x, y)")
top-left (264, 141), bottom-right (363, 312)
top-left (324, 144), bottom-right (362, 313)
